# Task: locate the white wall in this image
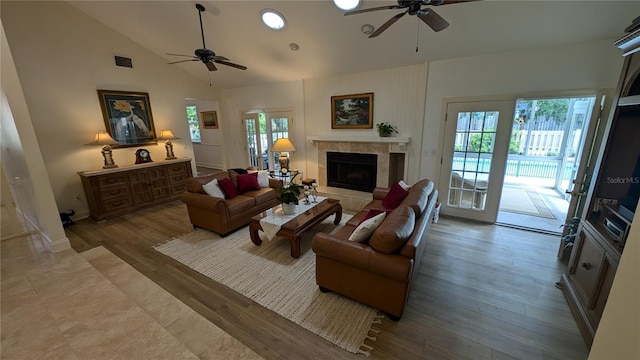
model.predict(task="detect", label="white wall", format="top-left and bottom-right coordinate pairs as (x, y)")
top-left (422, 39), bottom-right (625, 187)
top-left (188, 99), bottom-right (223, 169)
top-left (1, 22), bottom-right (69, 251)
top-left (1, 1), bottom-right (216, 219)
top-left (303, 63), bottom-right (428, 183)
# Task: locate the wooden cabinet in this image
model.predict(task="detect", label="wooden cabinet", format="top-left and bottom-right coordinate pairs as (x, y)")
top-left (559, 30), bottom-right (640, 348)
top-left (79, 158), bottom-right (192, 220)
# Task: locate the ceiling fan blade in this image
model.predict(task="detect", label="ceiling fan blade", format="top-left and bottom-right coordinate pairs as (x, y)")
top-left (344, 5), bottom-right (402, 16)
top-left (436, 0), bottom-right (481, 5)
top-left (417, 9), bottom-right (450, 32)
top-left (369, 12), bottom-right (406, 38)
top-left (166, 53), bottom-right (196, 58)
top-left (211, 55), bottom-right (229, 61)
top-left (215, 60), bottom-right (247, 71)
top-left (206, 62), bottom-right (218, 71)
top-left (168, 59), bottom-right (199, 64)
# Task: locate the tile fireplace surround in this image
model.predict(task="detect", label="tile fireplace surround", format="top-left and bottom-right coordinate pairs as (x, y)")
top-left (313, 139), bottom-right (409, 212)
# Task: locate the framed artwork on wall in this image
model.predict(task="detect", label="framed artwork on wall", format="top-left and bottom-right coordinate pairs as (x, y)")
top-left (331, 92), bottom-right (374, 129)
top-left (201, 111), bottom-right (219, 129)
top-left (97, 90), bottom-right (157, 148)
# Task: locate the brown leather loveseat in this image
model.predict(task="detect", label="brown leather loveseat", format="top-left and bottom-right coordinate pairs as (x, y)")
top-left (180, 170), bottom-right (282, 236)
top-left (311, 179), bottom-right (438, 320)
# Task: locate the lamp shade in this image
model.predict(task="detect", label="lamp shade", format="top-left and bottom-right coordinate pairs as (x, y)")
top-left (85, 132), bottom-right (118, 146)
top-left (157, 129), bottom-right (179, 140)
top-left (271, 138), bottom-right (296, 152)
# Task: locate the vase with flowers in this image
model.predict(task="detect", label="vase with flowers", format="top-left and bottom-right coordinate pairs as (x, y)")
top-left (277, 182), bottom-right (302, 215)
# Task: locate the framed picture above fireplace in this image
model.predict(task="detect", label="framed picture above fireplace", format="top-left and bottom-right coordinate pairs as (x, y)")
top-left (331, 93), bottom-right (373, 129)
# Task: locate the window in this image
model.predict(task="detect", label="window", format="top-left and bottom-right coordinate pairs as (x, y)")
top-left (186, 105), bottom-right (201, 142)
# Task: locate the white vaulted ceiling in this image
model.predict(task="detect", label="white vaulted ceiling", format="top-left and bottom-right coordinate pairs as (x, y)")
top-left (68, 0), bottom-right (639, 89)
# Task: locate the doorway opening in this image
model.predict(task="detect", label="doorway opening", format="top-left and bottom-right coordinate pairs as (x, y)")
top-left (243, 110), bottom-right (294, 172)
top-left (497, 96), bottom-right (597, 234)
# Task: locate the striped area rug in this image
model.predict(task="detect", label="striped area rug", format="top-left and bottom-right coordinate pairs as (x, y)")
top-left (154, 215), bottom-right (383, 356)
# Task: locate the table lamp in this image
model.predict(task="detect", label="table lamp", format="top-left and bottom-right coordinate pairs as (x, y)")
top-left (157, 129), bottom-right (179, 160)
top-left (86, 132), bottom-right (119, 169)
top-left (271, 138), bottom-right (296, 172)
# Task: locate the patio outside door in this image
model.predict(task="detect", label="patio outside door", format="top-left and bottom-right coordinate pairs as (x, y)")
top-left (439, 100), bottom-right (515, 222)
top-left (243, 110), bottom-right (293, 171)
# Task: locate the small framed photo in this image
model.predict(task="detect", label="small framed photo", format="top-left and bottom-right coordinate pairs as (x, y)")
top-left (201, 111), bottom-right (219, 129)
top-left (331, 93), bottom-right (373, 129)
top-left (97, 90), bottom-right (157, 148)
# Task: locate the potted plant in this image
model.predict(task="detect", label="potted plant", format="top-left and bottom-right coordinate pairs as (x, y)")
top-left (376, 122), bottom-right (398, 137)
top-left (277, 182), bottom-right (301, 214)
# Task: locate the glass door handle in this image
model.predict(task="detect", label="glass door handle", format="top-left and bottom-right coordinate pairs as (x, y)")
top-left (565, 190), bottom-right (586, 196)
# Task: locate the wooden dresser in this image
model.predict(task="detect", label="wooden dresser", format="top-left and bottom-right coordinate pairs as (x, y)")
top-left (79, 158), bottom-right (193, 220)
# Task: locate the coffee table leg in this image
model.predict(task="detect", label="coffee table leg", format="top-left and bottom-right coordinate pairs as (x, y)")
top-left (288, 235), bottom-right (301, 258)
top-left (249, 221), bottom-right (263, 246)
top-left (333, 204), bottom-right (343, 225)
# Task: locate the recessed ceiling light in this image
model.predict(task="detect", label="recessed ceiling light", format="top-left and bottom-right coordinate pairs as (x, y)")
top-left (333, 0), bottom-right (361, 11)
top-left (361, 24), bottom-right (374, 35)
top-left (261, 9), bottom-right (286, 30)
top-left (289, 43), bottom-right (299, 51)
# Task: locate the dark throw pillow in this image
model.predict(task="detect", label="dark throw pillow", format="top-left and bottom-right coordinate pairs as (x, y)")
top-left (218, 177), bottom-right (239, 199)
top-left (382, 181), bottom-right (410, 209)
top-left (237, 172), bottom-right (260, 193)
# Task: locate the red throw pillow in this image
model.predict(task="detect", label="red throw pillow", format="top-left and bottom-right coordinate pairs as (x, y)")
top-left (237, 172), bottom-right (260, 193)
top-left (217, 177), bottom-right (239, 199)
top-left (382, 181), bottom-right (409, 209)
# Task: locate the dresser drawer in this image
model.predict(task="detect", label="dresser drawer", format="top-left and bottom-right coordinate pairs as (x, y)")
top-left (99, 185), bottom-right (130, 201)
top-left (167, 163), bottom-right (188, 175)
top-left (170, 183), bottom-right (187, 196)
top-left (102, 196), bottom-right (133, 212)
top-left (169, 173), bottom-right (189, 184)
top-left (97, 174), bottom-right (128, 187)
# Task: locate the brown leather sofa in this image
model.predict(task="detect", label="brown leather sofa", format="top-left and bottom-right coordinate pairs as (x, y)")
top-left (311, 179), bottom-right (438, 320)
top-left (180, 170), bottom-right (283, 236)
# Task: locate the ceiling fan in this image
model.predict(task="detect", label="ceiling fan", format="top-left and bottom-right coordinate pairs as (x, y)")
top-left (167, 3), bottom-right (247, 71)
top-left (345, 0), bottom-right (478, 38)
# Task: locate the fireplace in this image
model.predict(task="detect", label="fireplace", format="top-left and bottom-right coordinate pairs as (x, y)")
top-left (327, 152), bottom-right (377, 192)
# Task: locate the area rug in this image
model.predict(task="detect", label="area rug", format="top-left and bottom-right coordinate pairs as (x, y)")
top-left (153, 215), bottom-right (383, 356)
top-left (500, 187), bottom-right (556, 219)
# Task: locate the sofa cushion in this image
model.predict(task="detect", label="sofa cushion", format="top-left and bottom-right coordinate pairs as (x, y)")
top-left (242, 187), bottom-right (277, 206)
top-left (348, 211), bottom-right (386, 243)
top-left (186, 173), bottom-right (228, 194)
top-left (399, 179), bottom-right (434, 216)
top-left (237, 172), bottom-right (261, 193)
top-left (369, 205), bottom-right (415, 254)
top-left (225, 195), bottom-right (255, 215)
top-left (248, 170), bottom-right (270, 188)
top-left (218, 177), bottom-right (239, 199)
top-left (202, 179), bottom-right (225, 198)
top-left (382, 181), bottom-right (409, 209)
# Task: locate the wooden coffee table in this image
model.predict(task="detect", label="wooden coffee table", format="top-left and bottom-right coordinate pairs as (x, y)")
top-left (249, 198), bottom-right (342, 258)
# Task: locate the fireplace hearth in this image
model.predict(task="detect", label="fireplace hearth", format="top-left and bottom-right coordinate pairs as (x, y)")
top-left (327, 152), bottom-right (377, 192)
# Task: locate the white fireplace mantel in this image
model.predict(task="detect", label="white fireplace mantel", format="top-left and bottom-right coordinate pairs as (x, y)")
top-left (306, 135), bottom-right (411, 145)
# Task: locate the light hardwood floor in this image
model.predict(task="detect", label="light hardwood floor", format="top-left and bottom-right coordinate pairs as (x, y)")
top-left (65, 201), bottom-right (589, 360)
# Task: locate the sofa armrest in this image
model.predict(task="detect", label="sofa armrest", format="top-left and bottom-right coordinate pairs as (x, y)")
top-left (312, 233), bottom-right (412, 282)
top-left (268, 178), bottom-right (283, 189)
top-left (372, 187), bottom-right (390, 201)
top-left (180, 192), bottom-right (227, 212)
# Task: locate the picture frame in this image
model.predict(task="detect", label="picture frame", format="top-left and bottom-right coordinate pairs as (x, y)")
top-left (201, 111), bottom-right (219, 129)
top-left (331, 92), bottom-right (374, 129)
top-left (97, 90), bottom-right (157, 148)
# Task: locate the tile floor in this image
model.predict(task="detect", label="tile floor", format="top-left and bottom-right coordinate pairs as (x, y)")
top-left (0, 204), bottom-right (263, 360)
